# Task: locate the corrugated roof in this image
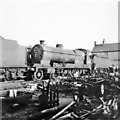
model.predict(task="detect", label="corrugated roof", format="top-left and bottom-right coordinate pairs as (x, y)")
top-left (92, 43), bottom-right (120, 53)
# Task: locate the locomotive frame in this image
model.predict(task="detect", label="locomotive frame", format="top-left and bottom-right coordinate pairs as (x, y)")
top-left (27, 40), bottom-right (91, 80)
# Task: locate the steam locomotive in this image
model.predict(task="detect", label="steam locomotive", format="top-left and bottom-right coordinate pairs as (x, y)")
top-left (1, 37), bottom-right (118, 81)
top-left (27, 40), bottom-right (91, 80)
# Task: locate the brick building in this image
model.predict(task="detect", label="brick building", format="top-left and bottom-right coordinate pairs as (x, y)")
top-left (91, 40), bottom-right (120, 68)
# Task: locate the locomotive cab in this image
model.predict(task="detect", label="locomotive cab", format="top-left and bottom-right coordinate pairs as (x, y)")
top-left (75, 48), bottom-right (88, 66)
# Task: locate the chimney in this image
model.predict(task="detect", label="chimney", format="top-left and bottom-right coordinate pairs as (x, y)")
top-left (103, 38), bottom-right (105, 45)
top-left (94, 41), bottom-right (96, 46)
top-left (40, 40), bottom-right (45, 45)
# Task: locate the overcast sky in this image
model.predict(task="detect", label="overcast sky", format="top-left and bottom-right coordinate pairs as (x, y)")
top-left (0, 0), bottom-right (119, 50)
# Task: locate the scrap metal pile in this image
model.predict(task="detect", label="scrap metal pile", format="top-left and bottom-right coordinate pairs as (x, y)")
top-left (26, 69), bottom-right (120, 120)
top-left (52, 70), bottom-right (120, 120)
top-left (1, 69), bottom-right (120, 120)
top-left (48, 69), bottom-right (120, 120)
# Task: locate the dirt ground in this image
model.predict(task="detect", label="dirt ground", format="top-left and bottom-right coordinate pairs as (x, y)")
top-left (1, 93), bottom-right (73, 120)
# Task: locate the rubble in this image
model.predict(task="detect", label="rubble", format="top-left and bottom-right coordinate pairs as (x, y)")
top-left (1, 69), bottom-right (120, 120)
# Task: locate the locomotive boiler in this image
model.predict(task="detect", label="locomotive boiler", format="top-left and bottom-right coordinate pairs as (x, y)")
top-left (27, 40), bottom-right (91, 80)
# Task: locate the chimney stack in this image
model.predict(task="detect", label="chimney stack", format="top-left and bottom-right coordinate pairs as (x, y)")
top-left (103, 38), bottom-right (105, 45)
top-left (94, 41), bottom-right (96, 46)
top-left (40, 40), bottom-right (45, 45)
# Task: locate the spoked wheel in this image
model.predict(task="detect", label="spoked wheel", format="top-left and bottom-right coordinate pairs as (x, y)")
top-left (34, 70), bottom-right (43, 80)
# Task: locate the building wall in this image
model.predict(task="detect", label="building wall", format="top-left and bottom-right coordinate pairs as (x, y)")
top-left (108, 52), bottom-right (118, 60)
top-left (93, 51), bottom-right (119, 68)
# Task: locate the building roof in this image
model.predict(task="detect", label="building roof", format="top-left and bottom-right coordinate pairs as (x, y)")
top-left (92, 42), bottom-right (120, 53)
